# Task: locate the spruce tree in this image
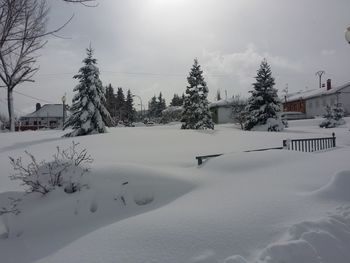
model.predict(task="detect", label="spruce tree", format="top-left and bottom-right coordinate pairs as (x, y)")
top-left (115, 87), bottom-right (126, 121)
top-left (181, 59), bottom-right (214, 130)
top-left (157, 92), bottom-right (166, 117)
top-left (125, 89), bottom-right (135, 123)
top-left (170, 94), bottom-right (184, 106)
top-left (148, 95), bottom-right (158, 118)
top-left (244, 59), bottom-right (281, 131)
top-left (64, 47), bottom-right (114, 137)
top-left (105, 84), bottom-right (115, 117)
top-left (332, 104), bottom-right (345, 122)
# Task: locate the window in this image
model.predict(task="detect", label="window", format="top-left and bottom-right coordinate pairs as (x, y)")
top-left (322, 99), bottom-right (327, 107)
top-left (309, 101), bottom-right (313, 108)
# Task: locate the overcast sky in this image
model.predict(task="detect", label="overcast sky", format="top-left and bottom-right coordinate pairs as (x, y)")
top-left (1, 0), bottom-right (350, 115)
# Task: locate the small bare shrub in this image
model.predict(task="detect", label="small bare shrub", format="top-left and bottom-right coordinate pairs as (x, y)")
top-left (9, 142), bottom-right (93, 195)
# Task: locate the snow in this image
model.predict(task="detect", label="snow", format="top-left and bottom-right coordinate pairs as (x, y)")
top-left (0, 118), bottom-right (350, 262)
top-left (23, 104), bottom-right (64, 118)
top-left (285, 81), bottom-right (350, 102)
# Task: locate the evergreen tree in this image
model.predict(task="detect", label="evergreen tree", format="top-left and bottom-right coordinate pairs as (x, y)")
top-left (320, 104), bottom-right (345, 128)
top-left (105, 84), bottom-right (115, 117)
top-left (125, 89), bottom-right (136, 123)
top-left (332, 103), bottom-right (345, 121)
top-left (148, 95), bottom-right (158, 119)
top-left (64, 47), bottom-right (114, 137)
top-left (115, 87), bottom-right (126, 121)
top-left (170, 93), bottom-right (184, 106)
top-left (181, 59), bottom-right (214, 130)
top-left (157, 92), bottom-right (166, 117)
top-left (244, 59), bottom-right (281, 131)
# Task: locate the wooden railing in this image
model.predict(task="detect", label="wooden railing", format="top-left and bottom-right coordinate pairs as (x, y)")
top-left (283, 133), bottom-right (336, 152)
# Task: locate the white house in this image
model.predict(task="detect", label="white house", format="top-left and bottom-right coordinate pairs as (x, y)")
top-left (19, 104), bottom-right (66, 131)
top-left (283, 80), bottom-right (350, 118)
top-left (209, 98), bottom-right (246, 124)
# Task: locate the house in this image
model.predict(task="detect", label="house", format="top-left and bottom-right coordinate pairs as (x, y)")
top-left (209, 98), bottom-right (246, 124)
top-left (283, 79), bottom-right (350, 118)
top-left (18, 103), bottom-right (66, 131)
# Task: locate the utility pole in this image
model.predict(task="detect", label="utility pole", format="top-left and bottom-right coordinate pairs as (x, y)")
top-left (315, 70), bottom-right (325, 89)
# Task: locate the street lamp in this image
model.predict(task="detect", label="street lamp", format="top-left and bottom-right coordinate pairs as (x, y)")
top-left (132, 94), bottom-right (143, 119)
top-left (345, 26), bottom-right (350, 44)
top-left (61, 93), bottom-right (66, 129)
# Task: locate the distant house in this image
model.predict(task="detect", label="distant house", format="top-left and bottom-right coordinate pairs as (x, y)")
top-left (209, 98), bottom-right (246, 124)
top-left (18, 103), bottom-right (66, 131)
top-left (283, 80), bottom-right (350, 118)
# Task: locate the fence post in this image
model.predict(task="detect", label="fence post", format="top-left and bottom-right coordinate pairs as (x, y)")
top-left (332, 132), bottom-right (336, 147)
top-left (283, 139), bottom-right (291, 150)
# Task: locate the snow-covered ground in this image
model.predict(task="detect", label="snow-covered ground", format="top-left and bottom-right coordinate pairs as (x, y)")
top-left (0, 118), bottom-right (350, 263)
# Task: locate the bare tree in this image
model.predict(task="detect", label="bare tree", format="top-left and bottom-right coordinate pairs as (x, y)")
top-left (0, 0), bottom-right (97, 131)
top-left (0, 0), bottom-right (50, 131)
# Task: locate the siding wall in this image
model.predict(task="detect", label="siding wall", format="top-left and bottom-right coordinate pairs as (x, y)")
top-left (305, 86), bottom-right (350, 118)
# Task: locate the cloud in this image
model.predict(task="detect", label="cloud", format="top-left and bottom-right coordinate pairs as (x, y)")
top-left (321, 49), bottom-right (336, 56)
top-left (200, 44), bottom-right (303, 97)
top-left (203, 44), bottom-right (302, 85)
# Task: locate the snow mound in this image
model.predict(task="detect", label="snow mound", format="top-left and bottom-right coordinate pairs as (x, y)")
top-left (257, 206), bottom-right (350, 263)
top-left (223, 255), bottom-right (248, 263)
top-left (0, 164), bottom-right (195, 263)
top-left (313, 171), bottom-right (350, 201)
top-left (221, 206), bottom-right (350, 263)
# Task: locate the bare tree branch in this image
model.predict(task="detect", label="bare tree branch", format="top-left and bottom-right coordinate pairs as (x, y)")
top-left (62, 0), bottom-right (98, 7)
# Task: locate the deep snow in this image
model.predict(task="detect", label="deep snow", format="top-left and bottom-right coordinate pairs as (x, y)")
top-left (0, 118), bottom-right (349, 263)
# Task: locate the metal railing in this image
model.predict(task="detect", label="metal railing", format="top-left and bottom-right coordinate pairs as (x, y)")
top-left (283, 133), bottom-right (336, 152)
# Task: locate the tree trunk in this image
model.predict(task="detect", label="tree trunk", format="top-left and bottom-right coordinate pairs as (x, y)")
top-left (7, 88), bottom-right (15, 132)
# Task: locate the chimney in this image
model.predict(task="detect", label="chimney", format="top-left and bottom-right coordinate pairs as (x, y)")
top-left (326, 79), bottom-right (331, 90)
top-left (36, 103), bottom-right (41, 111)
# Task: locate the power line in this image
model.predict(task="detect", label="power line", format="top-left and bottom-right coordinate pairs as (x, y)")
top-left (35, 70), bottom-right (228, 78)
top-left (0, 87), bottom-right (55, 104)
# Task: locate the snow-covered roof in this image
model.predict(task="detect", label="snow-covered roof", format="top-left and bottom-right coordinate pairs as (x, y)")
top-left (23, 104), bottom-right (64, 118)
top-left (285, 82), bottom-right (350, 102)
top-left (209, 98), bottom-right (245, 108)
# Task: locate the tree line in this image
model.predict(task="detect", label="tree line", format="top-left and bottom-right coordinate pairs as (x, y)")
top-left (105, 84), bottom-right (136, 124)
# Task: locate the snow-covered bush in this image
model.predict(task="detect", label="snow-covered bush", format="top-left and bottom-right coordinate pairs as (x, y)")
top-left (251, 118), bottom-right (284, 132)
top-left (160, 106), bottom-right (183, 124)
top-left (319, 104), bottom-right (345, 128)
top-left (9, 142), bottom-right (93, 195)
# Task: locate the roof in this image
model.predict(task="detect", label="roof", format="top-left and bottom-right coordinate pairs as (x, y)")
top-left (285, 82), bottom-right (350, 102)
top-left (23, 104), bottom-right (64, 118)
top-left (209, 98), bottom-right (246, 108)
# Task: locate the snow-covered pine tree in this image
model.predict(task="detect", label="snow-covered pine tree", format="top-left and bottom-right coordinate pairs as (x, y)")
top-left (244, 59), bottom-right (281, 131)
top-left (181, 59), bottom-right (214, 130)
top-left (63, 47), bottom-right (114, 137)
